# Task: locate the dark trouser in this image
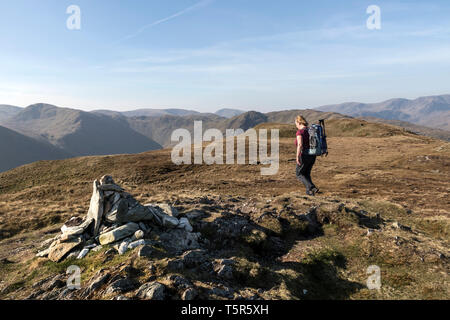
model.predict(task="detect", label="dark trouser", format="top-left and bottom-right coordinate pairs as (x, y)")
top-left (296, 153), bottom-right (316, 191)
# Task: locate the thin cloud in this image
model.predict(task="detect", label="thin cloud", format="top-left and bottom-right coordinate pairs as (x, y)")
top-left (117, 0), bottom-right (213, 43)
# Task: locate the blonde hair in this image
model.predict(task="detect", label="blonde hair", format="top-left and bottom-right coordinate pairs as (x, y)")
top-left (295, 115), bottom-right (308, 126)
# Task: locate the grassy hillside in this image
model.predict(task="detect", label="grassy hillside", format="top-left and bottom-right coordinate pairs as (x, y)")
top-left (254, 118), bottom-right (410, 139)
top-left (359, 117), bottom-right (450, 141)
top-left (0, 118), bottom-right (448, 300)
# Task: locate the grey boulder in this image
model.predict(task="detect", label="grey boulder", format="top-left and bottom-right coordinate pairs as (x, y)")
top-left (136, 282), bottom-right (166, 300)
top-left (118, 204), bottom-right (154, 223)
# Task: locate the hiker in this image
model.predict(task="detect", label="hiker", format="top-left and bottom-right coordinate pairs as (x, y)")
top-left (295, 116), bottom-right (319, 196)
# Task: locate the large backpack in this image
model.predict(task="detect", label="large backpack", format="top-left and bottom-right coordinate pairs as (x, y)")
top-left (307, 119), bottom-right (328, 156)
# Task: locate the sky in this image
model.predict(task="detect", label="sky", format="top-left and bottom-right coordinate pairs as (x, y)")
top-left (0, 0), bottom-right (449, 112)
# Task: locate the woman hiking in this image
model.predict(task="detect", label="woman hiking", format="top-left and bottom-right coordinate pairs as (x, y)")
top-left (295, 116), bottom-right (319, 196)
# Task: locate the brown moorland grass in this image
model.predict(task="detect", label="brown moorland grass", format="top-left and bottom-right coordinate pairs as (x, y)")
top-left (0, 119), bottom-right (448, 299)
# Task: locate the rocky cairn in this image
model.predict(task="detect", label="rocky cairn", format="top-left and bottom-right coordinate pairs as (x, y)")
top-left (37, 175), bottom-right (196, 262)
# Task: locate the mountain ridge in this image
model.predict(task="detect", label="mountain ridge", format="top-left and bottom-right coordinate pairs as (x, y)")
top-left (316, 94), bottom-right (450, 130)
top-left (0, 124), bottom-right (70, 172)
top-left (0, 104), bottom-right (22, 122)
top-left (0, 103), bottom-right (162, 158)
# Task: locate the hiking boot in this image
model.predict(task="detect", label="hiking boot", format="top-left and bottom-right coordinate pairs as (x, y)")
top-left (306, 190), bottom-right (315, 196)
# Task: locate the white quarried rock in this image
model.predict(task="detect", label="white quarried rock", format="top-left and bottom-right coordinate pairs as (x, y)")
top-left (36, 247), bottom-right (51, 257)
top-left (128, 239), bottom-right (146, 250)
top-left (118, 240), bottom-right (130, 255)
top-left (77, 248), bottom-right (90, 259)
top-left (61, 218), bottom-right (94, 237)
top-left (91, 245), bottom-right (102, 252)
top-left (87, 180), bottom-right (104, 237)
top-left (131, 230), bottom-right (145, 241)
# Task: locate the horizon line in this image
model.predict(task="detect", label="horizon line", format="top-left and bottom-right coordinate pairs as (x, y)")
top-left (2, 92), bottom-right (449, 113)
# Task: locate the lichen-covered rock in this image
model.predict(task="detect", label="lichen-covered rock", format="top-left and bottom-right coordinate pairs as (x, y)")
top-left (181, 249), bottom-right (208, 268)
top-left (136, 282), bottom-right (166, 300)
top-left (159, 229), bottom-right (201, 253)
top-left (99, 222), bottom-right (140, 245)
top-left (105, 199), bottom-right (129, 223)
top-left (47, 236), bottom-right (83, 262)
top-left (118, 204), bottom-right (154, 223)
top-left (86, 271), bottom-right (111, 295)
top-left (105, 278), bottom-right (138, 295)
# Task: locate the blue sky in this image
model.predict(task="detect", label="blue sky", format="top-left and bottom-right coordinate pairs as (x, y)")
top-left (1, 0), bottom-right (449, 112)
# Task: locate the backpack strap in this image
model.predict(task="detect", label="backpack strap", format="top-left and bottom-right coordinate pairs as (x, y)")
top-left (319, 119), bottom-right (326, 137)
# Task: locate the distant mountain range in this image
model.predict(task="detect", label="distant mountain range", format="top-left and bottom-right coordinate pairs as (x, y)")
top-left (94, 108), bottom-right (245, 118)
top-left (0, 125), bottom-right (69, 172)
top-left (0, 94), bottom-right (449, 172)
top-left (215, 108), bottom-right (246, 118)
top-left (316, 94), bottom-right (450, 131)
top-left (0, 105), bottom-right (22, 121)
top-left (94, 108), bottom-right (202, 118)
top-left (126, 109), bottom-right (349, 147)
top-left (0, 103), bottom-right (161, 158)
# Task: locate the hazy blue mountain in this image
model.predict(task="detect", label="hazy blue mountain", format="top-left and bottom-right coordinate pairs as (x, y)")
top-left (316, 94), bottom-right (450, 130)
top-left (121, 108), bottom-right (201, 117)
top-left (215, 108), bottom-right (246, 118)
top-left (125, 109), bottom-right (349, 147)
top-left (127, 113), bottom-right (225, 147)
top-left (0, 125), bottom-right (70, 172)
top-left (1, 103), bottom-right (162, 157)
top-left (2, 95), bottom-right (448, 173)
top-left (0, 105), bottom-right (22, 121)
